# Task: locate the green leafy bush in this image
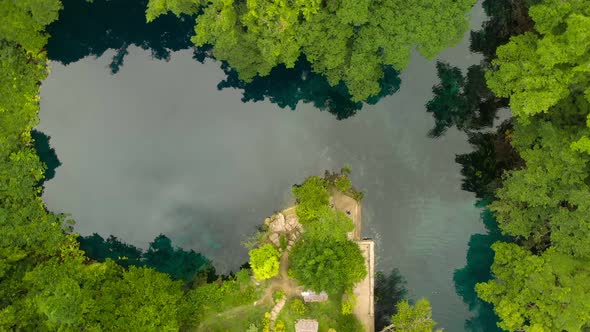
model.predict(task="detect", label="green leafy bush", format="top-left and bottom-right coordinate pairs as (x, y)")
top-left (279, 234), bottom-right (288, 251)
top-left (273, 290), bottom-right (285, 303)
top-left (249, 244), bottom-right (281, 281)
top-left (289, 298), bottom-right (307, 315)
top-left (341, 292), bottom-right (357, 315)
top-left (290, 239), bottom-right (366, 295)
top-left (335, 175), bottom-right (353, 193)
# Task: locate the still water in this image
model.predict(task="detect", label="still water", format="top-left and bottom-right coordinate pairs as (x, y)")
top-left (38, 2), bottom-right (489, 330)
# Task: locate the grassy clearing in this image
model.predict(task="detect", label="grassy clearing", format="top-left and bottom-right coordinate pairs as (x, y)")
top-left (277, 296), bottom-right (364, 332)
top-left (196, 302), bottom-right (272, 331)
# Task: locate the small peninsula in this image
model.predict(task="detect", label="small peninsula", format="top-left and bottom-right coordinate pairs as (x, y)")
top-left (199, 169), bottom-right (375, 331)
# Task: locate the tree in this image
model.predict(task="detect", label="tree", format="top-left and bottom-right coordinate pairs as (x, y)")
top-left (303, 207), bottom-right (354, 243)
top-left (490, 120), bottom-right (590, 258)
top-left (249, 244), bottom-right (280, 281)
top-left (146, 0), bottom-right (476, 101)
top-left (375, 268), bottom-right (408, 330)
top-left (485, 0), bottom-right (590, 129)
top-left (476, 243), bottom-right (590, 331)
top-left (0, 0), bottom-right (62, 53)
top-left (289, 239), bottom-right (366, 295)
top-left (292, 176), bottom-right (330, 224)
top-left (388, 299), bottom-right (439, 332)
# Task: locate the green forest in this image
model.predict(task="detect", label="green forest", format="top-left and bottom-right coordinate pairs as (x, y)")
top-left (1, 0), bottom-right (589, 331)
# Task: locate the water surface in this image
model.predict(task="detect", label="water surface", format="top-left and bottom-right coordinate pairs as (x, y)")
top-left (39, 3), bottom-right (487, 330)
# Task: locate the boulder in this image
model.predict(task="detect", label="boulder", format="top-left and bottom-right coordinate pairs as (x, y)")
top-left (269, 233), bottom-right (280, 246)
top-left (270, 213), bottom-right (286, 233)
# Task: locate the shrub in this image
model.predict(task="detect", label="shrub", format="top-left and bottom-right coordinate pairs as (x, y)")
top-left (335, 174), bottom-right (353, 193)
top-left (293, 176), bottom-right (330, 224)
top-left (289, 298), bottom-right (307, 315)
top-left (279, 234), bottom-right (288, 251)
top-left (342, 292), bottom-right (357, 315)
top-left (236, 268), bottom-right (251, 285)
top-left (261, 312), bottom-right (272, 332)
top-left (273, 290), bottom-right (285, 303)
top-left (290, 239), bottom-right (367, 295)
top-left (249, 244), bottom-right (281, 281)
top-left (246, 323), bottom-right (259, 332)
top-left (275, 320), bottom-right (286, 332)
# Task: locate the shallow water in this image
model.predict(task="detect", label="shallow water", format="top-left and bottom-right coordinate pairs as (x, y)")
top-left (38, 2), bottom-right (489, 330)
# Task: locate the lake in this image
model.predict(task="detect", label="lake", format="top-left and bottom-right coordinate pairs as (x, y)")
top-left (38, 1), bottom-right (490, 330)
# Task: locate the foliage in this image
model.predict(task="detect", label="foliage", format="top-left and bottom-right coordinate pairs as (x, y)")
top-left (324, 169), bottom-right (364, 200)
top-left (20, 245), bottom-right (186, 331)
top-left (374, 268), bottom-right (408, 330)
top-left (303, 207), bottom-right (354, 243)
top-left (197, 302), bottom-right (271, 331)
top-left (486, 0), bottom-right (590, 121)
top-left (277, 296), bottom-right (364, 332)
top-left (262, 312), bottom-right (271, 332)
top-left (184, 275), bottom-right (260, 323)
top-left (292, 176), bottom-right (329, 224)
top-left (217, 58), bottom-right (401, 120)
top-left (78, 233), bottom-right (214, 284)
top-left (236, 268), bottom-right (252, 285)
top-left (275, 320), bottom-right (286, 332)
top-left (489, 120), bottom-right (590, 257)
top-left (476, 243), bottom-right (590, 331)
top-left (470, 0), bottom-right (535, 62)
top-left (289, 239), bottom-right (366, 295)
top-left (0, 0), bottom-right (63, 53)
top-left (391, 299), bottom-right (439, 332)
top-left (273, 290), bottom-right (285, 303)
top-left (279, 233), bottom-right (288, 251)
top-left (334, 174), bottom-right (352, 193)
top-left (468, 0), bottom-right (590, 329)
top-left (147, 0), bottom-right (475, 102)
top-left (289, 298), bottom-right (306, 315)
top-left (79, 233), bottom-right (144, 267)
top-left (341, 292), bottom-right (356, 315)
top-left (454, 121), bottom-right (523, 200)
top-left (47, 0), bottom-right (198, 73)
top-left (142, 234), bottom-right (214, 284)
top-left (249, 244), bottom-right (280, 281)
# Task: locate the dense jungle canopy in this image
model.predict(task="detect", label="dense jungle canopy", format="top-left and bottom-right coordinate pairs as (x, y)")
top-left (146, 0), bottom-right (476, 101)
top-left (2, 0), bottom-right (590, 330)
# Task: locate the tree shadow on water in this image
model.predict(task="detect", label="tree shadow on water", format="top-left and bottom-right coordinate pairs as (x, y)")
top-left (47, 0), bottom-right (401, 120)
top-left (426, 62), bottom-right (505, 138)
top-left (453, 204), bottom-right (505, 332)
top-left (217, 60), bottom-right (401, 120)
top-left (31, 129), bottom-right (62, 187)
top-left (452, 122), bottom-right (522, 331)
top-left (374, 268), bottom-right (408, 330)
top-left (46, 0), bottom-right (197, 73)
top-left (79, 233), bottom-right (216, 286)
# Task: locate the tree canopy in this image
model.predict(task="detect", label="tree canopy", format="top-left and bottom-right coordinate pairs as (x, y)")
top-left (390, 299), bottom-right (439, 332)
top-left (146, 0), bottom-right (476, 101)
top-left (485, 0), bottom-right (590, 151)
top-left (289, 238), bottom-right (366, 295)
top-left (79, 233), bottom-right (214, 284)
top-left (476, 243), bottom-right (590, 331)
top-left (248, 244), bottom-right (280, 281)
top-left (461, 0), bottom-right (590, 330)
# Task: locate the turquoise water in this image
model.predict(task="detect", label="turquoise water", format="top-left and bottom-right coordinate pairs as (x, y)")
top-left (37, 1), bottom-right (496, 330)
